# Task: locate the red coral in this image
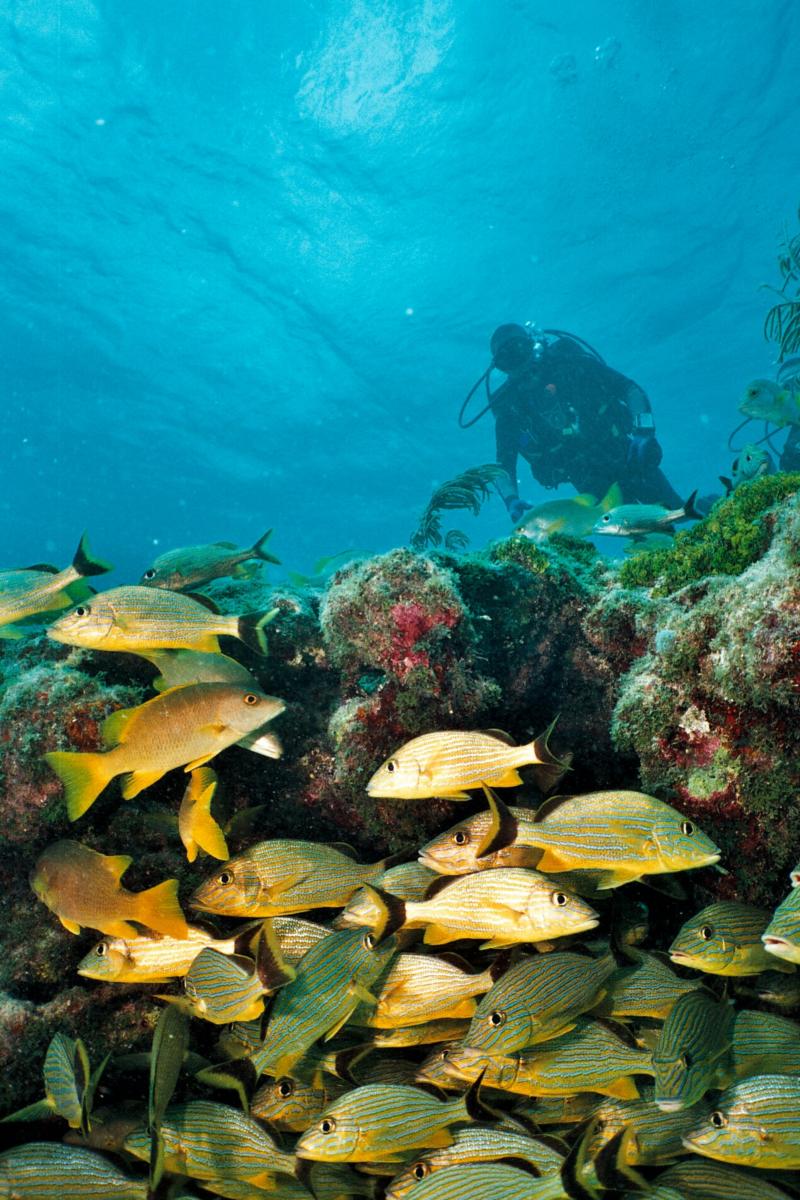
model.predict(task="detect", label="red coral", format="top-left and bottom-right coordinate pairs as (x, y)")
top-left (387, 601), bottom-right (459, 681)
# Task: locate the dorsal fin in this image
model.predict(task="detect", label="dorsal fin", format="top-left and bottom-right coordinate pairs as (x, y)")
top-left (593, 1017), bottom-right (641, 1051)
top-left (424, 875), bottom-right (459, 901)
top-left (481, 728), bottom-right (516, 745)
top-left (573, 493), bottom-right (598, 508)
top-left (325, 842), bottom-right (359, 860)
top-left (533, 794), bottom-right (574, 823)
top-left (104, 854), bottom-right (133, 882)
top-left (476, 784), bottom-right (519, 859)
top-left (20, 562), bottom-right (60, 573)
top-left (101, 706), bottom-right (139, 747)
top-left (213, 541), bottom-right (238, 549)
top-left (436, 951), bottom-right (476, 973)
top-left (185, 593), bottom-right (221, 614)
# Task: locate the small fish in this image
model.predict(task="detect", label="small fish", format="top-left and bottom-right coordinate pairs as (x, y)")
top-left (295, 1078), bottom-right (488, 1162)
top-left (138, 647), bottom-right (259, 692)
top-left (171, 949), bottom-right (269, 1024)
top-left (0, 533), bottom-right (112, 637)
top-left (124, 1099), bottom-right (297, 1185)
top-left (139, 529), bottom-right (279, 590)
top-left (514, 482), bottom-right (622, 541)
top-left (593, 491), bottom-right (701, 538)
top-left (652, 990), bottom-right (735, 1112)
top-left (44, 683), bottom-right (284, 819)
top-left (601, 948), bottom-right (702, 1021)
top-left (655, 1156), bottom-right (798, 1199)
top-left (2, 1032), bottom-right (103, 1133)
top-left (399, 1162), bottom-right (557, 1199)
top-left (583, 1095), bottom-right (708, 1167)
top-left (0, 1143), bottom-right (148, 1199)
top-left (756, 969), bottom-right (800, 1010)
top-left (336, 863), bottom-right (441, 929)
top-left (762, 886), bottom-right (800, 964)
top-left (251, 1074), bottom-right (348, 1133)
top-left (48, 585), bottom-right (279, 655)
top-left (373, 868), bottom-right (599, 948)
top-left (179, 767), bottom-right (228, 863)
top-left (730, 1009), bottom-right (800, 1078)
top-left (352, 951), bottom-right (497, 1028)
top-left (682, 1074), bottom-right (800, 1168)
top-left (462, 952), bottom-right (616, 1055)
top-left (418, 803), bottom-right (542, 876)
top-left (719, 443), bottom-right (774, 494)
top-left (77, 924), bottom-right (244, 984)
top-left (191, 840), bottom-right (389, 918)
top-left (739, 378), bottom-right (800, 426)
top-left (287, 550), bottom-right (361, 589)
top-left (30, 840), bottom-right (188, 939)
top-left (366, 724), bottom-right (567, 800)
top-left (669, 902), bottom-right (792, 976)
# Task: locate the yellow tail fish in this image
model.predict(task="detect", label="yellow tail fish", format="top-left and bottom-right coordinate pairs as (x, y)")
top-left (179, 767), bottom-right (228, 863)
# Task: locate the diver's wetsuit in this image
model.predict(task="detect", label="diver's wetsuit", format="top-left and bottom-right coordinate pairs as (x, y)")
top-left (492, 337), bottom-right (683, 509)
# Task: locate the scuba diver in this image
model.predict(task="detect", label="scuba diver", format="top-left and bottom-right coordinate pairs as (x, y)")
top-left (460, 323), bottom-right (684, 523)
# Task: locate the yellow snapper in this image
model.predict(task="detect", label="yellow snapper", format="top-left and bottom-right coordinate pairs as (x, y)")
top-left (669, 902), bottom-right (793, 976)
top-left (77, 924), bottom-right (244, 984)
top-left (178, 767), bottom-right (228, 862)
top-left (739, 378), bottom-right (800, 426)
top-left (0, 533), bottom-right (112, 636)
top-left (139, 528), bottom-right (279, 590)
top-left (366, 725), bottom-right (567, 800)
top-left (508, 790), bottom-right (720, 888)
top-left (351, 951), bottom-right (497, 1027)
top-left (762, 886), bottom-right (800, 965)
top-left (30, 839), bottom-right (188, 939)
top-left (514, 482), bottom-right (622, 542)
top-left (44, 683), bottom-right (283, 819)
top-left (682, 1074), bottom-right (800, 1168)
top-left (375, 867), bottom-right (599, 948)
top-left (48, 584), bottom-right (278, 655)
top-left (191, 840), bottom-right (389, 917)
top-left (0, 1143), bottom-right (147, 1199)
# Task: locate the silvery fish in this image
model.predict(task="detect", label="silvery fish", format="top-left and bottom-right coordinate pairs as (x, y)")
top-left (48, 584), bottom-right (278, 655)
top-left (462, 952), bottom-right (616, 1055)
top-left (352, 951), bottom-right (497, 1027)
top-left (763, 886), bottom-right (800, 964)
top-left (593, 491), bottom-right (701, 538)
top-left (514, 483), bottom-right (622, 542)
top-left (682, 1074), bottom-right (800, 1168)
top-left (367, 725), bottom-right (567, 800)
top-left (669, 902), bottom-right (791, 976)
top-left (191, 840), bottom-right (389, 918)
top-left (0, 533), bottom-right (112, 637)
top-left (652, 990), bottom-right (735, 1111)
top-left (0, 1142), bottom-right (147, 1199)
top-left (139, 529), bottom-right (279, 590)
top-left (124, 1099), bottom-right (297, 1185)
top-left (77, 924), bottom-right (242, 984)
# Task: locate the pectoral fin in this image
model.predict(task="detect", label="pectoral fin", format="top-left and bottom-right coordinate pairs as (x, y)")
top-left (58, 916), bottom-right (82, 935)
top-left (423, 924), bottom-right (457, 945)
top-left (120, 769), bottom-right (168, 799)
top-left (602, 1076), bottom-right (640, 1100)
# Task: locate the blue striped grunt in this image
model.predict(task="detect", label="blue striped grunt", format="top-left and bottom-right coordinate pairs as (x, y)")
top-left (366, 725), bottom-right (567, 800)
top-left (138, 529), bottom-right (279, 590)
top-left (600, 948), bottom-right (702, 1020)
top-left (384, 1124), bottom-right (564, 1199)
top-left (294, 1077), bottom-right (489, 1162)
top-left (682, 1073), bottom-right (800, 1168)
top-left (756, 969), bottom-right (800, 1009)
top-left (763, 886), bottom-right (800, 964)
top-left (252, 1074), bottom-right (348, 1132)
top-left (403, 1161), bottom-right (560, 1199)
top-left (30, 840), bottom-right (188, 939)
top-left (511, 1094), bottom-right (598, 1126)
top-left (0, 1143), bottom-right (147, 1198)
top-left (43, 1032), bottom-right (93, 1131)
top-left (652, 1157), bottom-right (797, 1198)
top-left (0, 534), bottom-right (112, 636)
top-left (462, 951), bottom-right (616, 1054)
top-left (191, 840), bottom-right (389, 917)
top-left (669, 902), bottom-right (792, 976)
top-left (501, 791), bottom-right (720, 888)
top-left (352, 951), bottom-right (497, 1027)
top-left (731, 1009), bottom-right (800, 1077)
top-left (583, 1093), bottom-right (708, 1165)
top-left (418, 804), bottom-right (543, 875)
top-left (77, 924), bottom-right (243, 984)
top-left (178, 766), bottom-right (228, 862)
top-left (251, 927), bottom-right (398, 1077)
top-left (652, 990), bottom-right (735, 1111)
top-left (44, 684), bottom-right (284, 819)
top-left (123, 1099), bottom-right (297, 1184)
top-left (47, 585), bottom-right (278, 655)
top-left (175, 923), bottom-right (294, 1024)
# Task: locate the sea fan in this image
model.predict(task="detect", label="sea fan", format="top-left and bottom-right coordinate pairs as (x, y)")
top-left (763, 210), bottom-right (800, 361)
top-left (411, 464), bottom-right (509, 552)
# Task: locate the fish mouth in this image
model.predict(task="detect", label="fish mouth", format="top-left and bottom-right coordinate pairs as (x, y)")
top-left (668, 950), bottom-right (691, 964)
top-left (762, 936), bottom-right (794, 957)
top-left (417, 852), bottom-right (447, 872)
top-left (655, 1097), bottom-right (687, 1113)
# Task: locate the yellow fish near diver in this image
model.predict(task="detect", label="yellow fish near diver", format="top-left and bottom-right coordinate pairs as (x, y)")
top-left (44, 683), bottom-right (285, 819)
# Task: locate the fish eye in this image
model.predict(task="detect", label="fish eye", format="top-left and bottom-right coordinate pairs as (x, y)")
top-left (277, 1079), bottom-right (293, 1098)
top-left (73, 605), bottom-right (89, 618)
top-left (681, 1052), bottom-right (693, 1069)
top-left (243, 693), bottom-right (260, 706)
top-left (699, 925), bottom-right (714, 941)
top-left (217, 870), bottom-right (234, 886)
top-left (320, 1117), bottom-right (336, 1134)
top-left (488, 1010), bottom-right (506, 1027)
top-left (363, 933), bottom-right (375, 950)
top-left (552, 891), bottom-right (569, 907)
top-left (681, 820), bottom-right (695, 836)
top-left (95, 941), bottom-right (107, 957)
top-left (412, 1163), bottom-right (428, 1180)
top-left (386, 759), bottom-right (398, 773)
top-left (453, 830), bottom-right (469, 846)
top-left (143, 569), bottom-right (156, 580)
top-left (709, 1110), bottom-right (727, 1128)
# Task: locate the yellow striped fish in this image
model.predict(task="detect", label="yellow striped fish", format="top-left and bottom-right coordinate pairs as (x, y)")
top-left (77, 925), bottom-right (246, 984)
top-left (682, 1074), bottom-right (800, 1168)
top-left (366, 725), bottom-right (567, 800)
top-left (124, 1099), bottom-right (297, 1184)
top-left (462, 951), bottom-right (616, 1054)
top-left (763, 886), bottom-right (800, 964)
top-left (419, 804), bottom-right (544, 875)
top-left (652, 990), bottom-right (735, 1111)
top-left (369, 1019), bottom-right (471, 1049)
top-left (351, 951), bottom-right (497, 1027)
top-left (731, 1009), bottom-right (800, 1078)
top-left (600, 948), bottom-right (702, 1020)
top-left (191, 840), bottom-right (389, 918)
top-left (48, 584), bottom-right (278, 655)
top-left (272, 916), bottom-right (334, 965)
top-left (0, 534), bottom-right (112, 635)
top-left (654, 1157), bottom-right (797, 1199)
top-left (669, 902), bottom-right (793, 976)
top-left (401, 1162), bottom-right (558, 1199)
top-left (336, 863), bottom-right (439, 930)
top-left (0, 1143), bottom-right (147, 1198)
top-left (251, 1074), bottom-right (348, 1133)
top-left (583, 1094), bottom-right (708, 1165)
top-left (295, 1078), bottom-right (488, 1162)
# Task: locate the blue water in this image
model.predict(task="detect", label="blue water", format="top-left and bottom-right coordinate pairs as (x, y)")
top-left (3, 0), bottom-right (799, 582)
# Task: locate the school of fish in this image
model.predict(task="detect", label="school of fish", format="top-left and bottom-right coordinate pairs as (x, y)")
top-left (1, 529), bottom-right (800, 1198)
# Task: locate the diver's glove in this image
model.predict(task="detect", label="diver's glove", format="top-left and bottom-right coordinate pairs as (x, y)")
top-left (626, 432), bottom-right (663, 471)
top-left (506, 497), bottom-right (533, 523)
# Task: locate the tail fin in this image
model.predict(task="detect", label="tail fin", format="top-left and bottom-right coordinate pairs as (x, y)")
top-left (361, 886), bottom-right (407, 943)
top-left (682, 489), bottom-right (701, 521)
top-left (44, 750), bottom-right (113, 821)
top-left (529, 719), bottom-right (572, 795)
top-left (179, 768), bottom-right (228, 862)
top-left (237, 607), bottom-right (280, 656)
top-left (136, 879), bottom-right (189, 940)
top-left (252, 529), bottom-right (281, 566)
top-left (72, 533), bottom-right (113, 579)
